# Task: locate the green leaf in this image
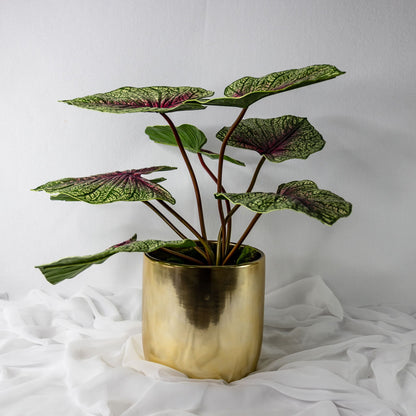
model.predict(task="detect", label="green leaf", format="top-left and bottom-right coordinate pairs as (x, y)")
top-left (33, 166), bottom-right (177, 204)
top-left (35, 236), bottom-right (196, 284)
top-left (61, 86), bottom-right (214, 114)
top-left (190, 65), bottom-right (345, 108)
top-left (145, 124), bottom-right (245, 166)
top-left (216, 180), bottom-right (352, 225)
top-left (236, 245), bottom-right (261, 265)
top-left (198, 149), bottom-right (245, 166)
top-left (216, 116), bottom-right (325, 163)
top-left (146, 124), bottom-right (206, 152)
top-left (50, 194), bottom-right (79, 201)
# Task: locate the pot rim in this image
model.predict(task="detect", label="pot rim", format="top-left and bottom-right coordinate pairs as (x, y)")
top-left (144, 242), bottom-right (265, 269)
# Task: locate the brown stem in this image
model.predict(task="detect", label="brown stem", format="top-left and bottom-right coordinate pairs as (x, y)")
top-left (222, 156), bottom-right (266, 255)
top-left (197, 153), bottom-right (217, 184)
top-left (246, 156), bottom-right (266, 193)
top-left (198, 153), bottom-right (231, 215)
top-left (224, 156), bottom-right (266, 223)
top-left (160, 247), bottom-right (205, 265)
top-left (197, 153), bottom-right (232, 259)
top-left (157, 200), bottom-right (202, 240)
top-left (157, 200), bottom-right (214, 263)
top-left (143, 201), bottom-right (187, 239)
top-left (161, 113), bottom-right (208, 243)
top-left (222, 213), bottom-right (262, 265)
top-left (216, 107), bottom-right (248, 262)
top-left (145, 201), bottom-right (208, 262)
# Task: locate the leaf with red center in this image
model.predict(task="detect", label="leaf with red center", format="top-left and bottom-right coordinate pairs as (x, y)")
top-left (33, 166), bottom-right (177, 204)
top-left (216, 116), bottom-right (324, 163)
top-left (190, 65), bottom-right (345, 108)
top-left (61, 86), bottom-right (214, 113)
top-left (35, 236), bottom-right (196, 284)
top-left (216, 180), bottom-right (352, 225)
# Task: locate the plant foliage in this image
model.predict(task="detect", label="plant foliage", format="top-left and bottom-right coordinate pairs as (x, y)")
top-left (34, 64), bottom-right (351, 283)
top-left (216, 180), bottom-right (352, 225)
top-left (36, 236), bottom-right (195, 284)
top-left (61, 86), bottom-right (213, 113)
top-left (145, 124), bottom-right (244, 165)
top-left (189, 64), bottom-right (344, 108)
top-left (216, 116), bottom-right (325, 163)
top-left (33, 167), bottom-right (177, 204)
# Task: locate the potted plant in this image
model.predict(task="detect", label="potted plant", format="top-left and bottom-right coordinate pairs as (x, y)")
top-left (34, 64), bottom-right (352, 382)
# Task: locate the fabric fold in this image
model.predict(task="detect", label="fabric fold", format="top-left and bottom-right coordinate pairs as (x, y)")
top-left (0, 278), bottom-right (415, 415)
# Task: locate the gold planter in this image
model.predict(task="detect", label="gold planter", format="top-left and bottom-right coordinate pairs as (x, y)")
top-left (142, 246), bottom-right (265, 382)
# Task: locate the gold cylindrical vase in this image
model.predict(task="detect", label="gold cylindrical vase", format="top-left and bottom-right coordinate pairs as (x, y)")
top-left (142, 246), bottom-right (265, 382)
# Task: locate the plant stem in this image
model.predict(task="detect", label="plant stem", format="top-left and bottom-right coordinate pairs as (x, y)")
top-left (197, 153), bottom-right (232, 258)
top-left (222, 213), bottom-right (262, 265)
top-left (223, 155), bottom-right (266, 232)
top-left (144, 201), bottom-right (208, 261)
top-left (161, 113), bottom-right (208, 243)
top-left (246, 156), bottom-right (266, 193)
top-left (157, 200), bottom-right (214, 263)
top-left (197, 153), bottom-right (231, 215)
top-left (216, 107), bottom-right (248, 263)
top-left (197, 153), bottom-right (217, 184)
top-left (157, 200), bottom-right (202, 240)
top-left (143, 201), bottom-right (187, 239)
top-left (160, 247), bottom-right (205, 265)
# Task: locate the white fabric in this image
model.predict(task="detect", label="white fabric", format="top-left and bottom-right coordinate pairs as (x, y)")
top-left (1, 277), bottom-right (415, 416)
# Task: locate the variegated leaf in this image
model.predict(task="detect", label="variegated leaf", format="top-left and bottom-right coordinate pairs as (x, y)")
top-left (216, 116), bottom-right (324, 162)
top-left (33, 166), bottom-right (177, 204)
top-left (145, 124), bottom-right (245, 166)
top-left (36, 235), bottom-right (196, 284)
top-left (190, 65), bottom-right (344, 108)
top-left (216, 180), bottom-right (352, 225)
top-left (61, 86), bottom-right (213, 113)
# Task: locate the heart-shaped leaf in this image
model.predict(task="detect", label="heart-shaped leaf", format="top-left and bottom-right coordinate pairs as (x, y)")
top-left (216, 180), bottom-right (352, 225)
top-left (216, 116), bottom-right (325, 162)
top-left (36, 235), bottom-right (196, 284)
top-left (145, 124), bottom-right (245, 166)
top-left (33, 166), bottom-right (177, 204)
top-left (190, 65), bottom-right (345, 108)
top-left (61, 86), bottom-right (214, 113)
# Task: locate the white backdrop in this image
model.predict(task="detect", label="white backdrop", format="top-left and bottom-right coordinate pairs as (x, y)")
top-left (1, 0), bottom-right (415, 304)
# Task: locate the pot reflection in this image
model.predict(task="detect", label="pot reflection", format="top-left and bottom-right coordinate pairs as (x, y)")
top-left (171, 267), bottom-right (237, 329)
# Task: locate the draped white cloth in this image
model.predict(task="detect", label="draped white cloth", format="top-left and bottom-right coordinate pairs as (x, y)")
top-left (1, 276), bottom-right (415, 416)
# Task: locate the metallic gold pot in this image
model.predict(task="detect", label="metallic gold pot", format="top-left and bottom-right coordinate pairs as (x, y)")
top-left (142, 245), bottom-right (265, 382)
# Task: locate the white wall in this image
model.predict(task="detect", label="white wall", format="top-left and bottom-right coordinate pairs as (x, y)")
top-left (1, 0), bottom-right (415, 305)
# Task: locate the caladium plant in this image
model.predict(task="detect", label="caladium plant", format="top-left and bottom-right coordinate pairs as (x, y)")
top-left (34, 64), bottom-right (352, 284)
